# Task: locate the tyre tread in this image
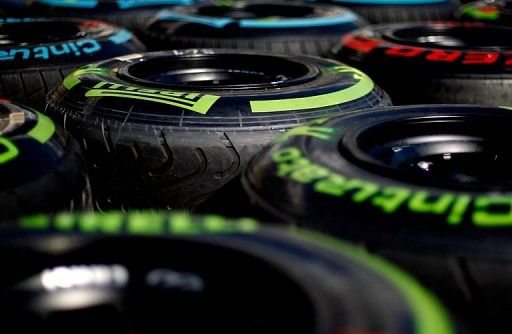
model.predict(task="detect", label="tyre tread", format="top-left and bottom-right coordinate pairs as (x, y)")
top-left (0, 67), bottom-right (74, 110)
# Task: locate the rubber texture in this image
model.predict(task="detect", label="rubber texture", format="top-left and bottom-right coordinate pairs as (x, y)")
top-left (83, 8), bottom-right (172, 36)
top-left (0, 1), bottom-right (26, 16)
top-left (320, 0), bottom-right (459, 23)
top-left (45, 49), bottom-right (391, 210)
top-left (331, 21), bottom-right (512, 105)
top-left (229, 105), bottom-right (512, 333)
top-left (143, 2), bottom-right (367, 56)
top-left (0, 17), bottom-right (145, 110)
top-left (2, 0), bottom-right (193, 36)
top-left (0, 211), bottom-right (457, 334)
top-left (0, 100), bottom-right (91, 221)
top-left (456, 0), bottom-right (512, 25)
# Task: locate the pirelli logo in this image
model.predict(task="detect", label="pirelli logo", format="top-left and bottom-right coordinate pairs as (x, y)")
top-left (85, 82), bottom-right (221, 115)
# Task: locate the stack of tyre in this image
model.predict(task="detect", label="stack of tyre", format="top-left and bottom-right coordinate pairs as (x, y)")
top-left (0, 0), bottom-right (511, 332)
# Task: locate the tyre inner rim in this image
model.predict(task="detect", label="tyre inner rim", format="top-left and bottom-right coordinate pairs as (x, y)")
top-left (5, 238), bottom-right (316, 333)
top-left (382, 26), bottom-right (512, 49)
top-left (0, 105), bottom-right (12, 135)
top-left (0, 22), bottom-right (86, 46)
top-left (122, 54), bottom-right (317, 90)
top-left (196, 4), bottom-right (315, 19)
top-left (0, 104), bottom-right (28, 137)
top-left (342, 115), bottom-right (512, 190)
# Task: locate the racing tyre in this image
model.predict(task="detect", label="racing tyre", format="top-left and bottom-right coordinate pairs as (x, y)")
top-left (0, 100), bottom-right (91, 220)
top-left (0, 0), bottom-right (26, 16)
top-left (0, 211), bottom-right (457, 334)
top-left (143, 2), bottom-right (366, 56)
top-left (233, 104), bottom-right (512, 333)
top-left (4, 0), bottom-right (193, 35)
top-left (45, 49), bottom-right (390, 210)
top-left (456, 0), bottom-right (512, 25)
top-left (319, 0), bottom-right (459, 24)
top-left (331, 22), bottom-right (512, 105)
top-left (0, 17), bottom-right (145, 110)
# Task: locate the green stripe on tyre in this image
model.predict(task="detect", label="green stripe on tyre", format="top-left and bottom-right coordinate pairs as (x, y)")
top-left (250, 66), bottom-right (374, 113)
top-left (20, 211), bottom-right (455, 334)
top-left (21, 211), bottom-right (260, 235)
top-left (27, 112), bottom-right (55, 144)
top-left (461, 4), bottom-right (500, 20)
top-left (0, 110), bottom-right (55, 165)
top-left (0, 137), bottom-right (19, 164)
top-left (63, 66), bottom-right (113, 90)
top-left (296, 229), bottom-right (455, 334)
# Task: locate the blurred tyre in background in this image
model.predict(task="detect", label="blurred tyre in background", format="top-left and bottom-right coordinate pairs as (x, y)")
top-left (0, 0), bottom-right (194, 36)
top-left (143, 2), bottom-right (366, 56)
top-left (3, 211), bottom-right (457, 334)
top-left (318, 0), bottom-right (460, 23)
top-left (331, 22), bottom-right (512, 105)
top-left (456, 0), bottom-right (512, 25)
top-left (0, 17), bottom-right (145, 109)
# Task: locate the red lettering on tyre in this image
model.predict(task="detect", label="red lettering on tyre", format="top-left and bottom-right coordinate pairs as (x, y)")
top-left (342, 35), bottom-right (381, 54)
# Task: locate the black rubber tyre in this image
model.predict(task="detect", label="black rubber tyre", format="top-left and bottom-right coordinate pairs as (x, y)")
top-left (143, 2), bottom-right (366, 56)
top-left (319, 0), bottom-right (459, 23)
top-left (45, 49), bottom-right (390, 210)
top-left (0, 17), bottom-right (145, 110)
top-left (0, 211), bottom-right (456, 334)
top-left (331, 21), bottom-right (512, 105)
top-left (0, 100), bottom-right (91, 220)
top-left (456, 0), bottom-right (512, 25)
top-left (0, 1), bottom-right (25, 16)
top-left (3, 0), bottom-right (192, 36)
top-left (232, 105), bottom-right (512, 333)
